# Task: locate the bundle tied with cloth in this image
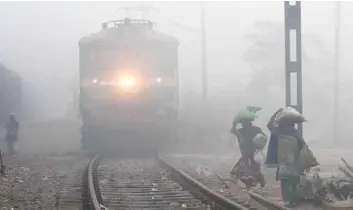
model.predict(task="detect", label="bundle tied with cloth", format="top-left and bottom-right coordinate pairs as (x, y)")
top-left (233, 106), bottom-right (262, 123)
top-left (272, 107), bottom-right (306, 128)
top-left (266, 107), bottom-right (319, 176)
top-left (232, 106), bottom-right (267, 151)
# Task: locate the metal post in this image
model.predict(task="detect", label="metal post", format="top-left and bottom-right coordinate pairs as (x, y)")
top-left (284, 1), bottom-right (303, 136)
top-left (201, 2), bottom-right (208, 102)
top-left (333, 2), bottom-right (341, 143)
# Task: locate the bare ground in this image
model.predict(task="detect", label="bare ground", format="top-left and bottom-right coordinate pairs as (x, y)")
top-left (0, 117), bottom-right (352, 209)
top-left (0, 118), bottom-right (84, 210)
top-left (0, 154), bottom-right (88, 210)
top-left (0, 117), bottom-right (82, 155)
top-left (167, 148), bottom-right (353, 209)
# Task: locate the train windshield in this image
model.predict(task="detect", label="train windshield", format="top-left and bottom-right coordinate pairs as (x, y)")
top-left (88, 43), bottom-right (177, 78)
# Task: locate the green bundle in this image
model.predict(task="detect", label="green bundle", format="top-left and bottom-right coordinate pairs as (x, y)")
top-left (234, 106), bottom-right (262, 123)
top-left (246, 106), bottom-right (262, 113)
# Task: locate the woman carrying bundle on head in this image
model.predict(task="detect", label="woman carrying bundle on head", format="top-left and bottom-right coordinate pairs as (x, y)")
top-left (265, 107), bottom-right (319, 207)
top-left (230, 106), bottom-right (267, 189)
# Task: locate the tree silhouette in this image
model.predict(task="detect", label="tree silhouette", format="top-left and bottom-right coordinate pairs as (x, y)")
top-left (243, 21), bottom-right (334, 97)
top-left (243, 21), bottom-right (335, 142)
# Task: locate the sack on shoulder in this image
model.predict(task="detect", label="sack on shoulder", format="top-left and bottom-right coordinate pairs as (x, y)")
top-left (298, 145), bottom-right (319, 172)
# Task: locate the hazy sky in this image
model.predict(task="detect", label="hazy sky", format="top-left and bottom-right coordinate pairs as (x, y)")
top-left (0, 1), bottom-right (352, 121)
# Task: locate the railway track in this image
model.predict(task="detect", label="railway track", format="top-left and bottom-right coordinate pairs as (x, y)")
top-left (83, 153), bottom-right (291, 210)
top-left (165, 156), bottom-right (325, 210)
top-left (56, 158), bottom-right (90, 210)
top-left (162, 157), bottom-right (289, 210)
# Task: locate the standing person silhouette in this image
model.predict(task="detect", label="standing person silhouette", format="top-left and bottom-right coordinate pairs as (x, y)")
top-left (4, 113), bottom-right (19, 155)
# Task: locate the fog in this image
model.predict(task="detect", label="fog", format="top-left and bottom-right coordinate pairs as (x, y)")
top-left (1, 1), bottom-right (353, 152)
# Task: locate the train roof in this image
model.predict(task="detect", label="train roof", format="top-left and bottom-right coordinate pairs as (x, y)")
top-left (79, 19), bottom-right (179, 46)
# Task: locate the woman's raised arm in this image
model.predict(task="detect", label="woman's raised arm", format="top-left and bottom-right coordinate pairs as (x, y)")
top-left (267, 108), bottom-right (283, 131)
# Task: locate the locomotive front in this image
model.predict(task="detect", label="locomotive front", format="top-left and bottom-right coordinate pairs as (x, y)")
top-left (79, 18), bottom-right (179, 152)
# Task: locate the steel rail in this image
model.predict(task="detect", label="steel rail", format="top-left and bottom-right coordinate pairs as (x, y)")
top-left (248, 191), bottom-right (289, 210)
top-left (157, 153), bottom-right (252, 210)
top-left (87, 153), bottom-right (289, 210)
top-left (87, 154), bottom-right (101, 210)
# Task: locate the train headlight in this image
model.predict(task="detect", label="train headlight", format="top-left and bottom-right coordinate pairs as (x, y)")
top-left (156, 77), bottom-right (162, 83)
top-left (120, 76), bottom-right (136, 87)
top-left (117, 75), bottom-right (140, 93)
top-left (92, 78), bottom-right (98, 84)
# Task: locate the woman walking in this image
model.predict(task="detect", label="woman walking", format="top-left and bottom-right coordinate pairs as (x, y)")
top-left (230, 117), bottom-right (266, 189)
top-left (266, 108), bottom-right (312, 207)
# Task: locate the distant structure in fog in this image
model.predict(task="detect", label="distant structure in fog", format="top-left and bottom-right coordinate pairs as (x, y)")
top-left (0, 63), bottom-right (22, 123)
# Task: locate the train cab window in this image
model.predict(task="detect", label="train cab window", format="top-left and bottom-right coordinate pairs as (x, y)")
top-left (85, 43), bottom-right (177, 86)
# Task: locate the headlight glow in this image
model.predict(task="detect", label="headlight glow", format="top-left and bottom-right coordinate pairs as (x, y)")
top-left (156, 77), bottom-right (162, 83)
top-left (120, 76), bottom-right (137, 87)
top-left (115, 74), bottom-right (141, 93)
top-left (92, 78), bottom-right (98, 84)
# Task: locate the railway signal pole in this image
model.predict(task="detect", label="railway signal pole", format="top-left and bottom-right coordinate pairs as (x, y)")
top-left (333, 2), bottom-right (341, 143)
top-left (284, 1), bottom-right (303, 136)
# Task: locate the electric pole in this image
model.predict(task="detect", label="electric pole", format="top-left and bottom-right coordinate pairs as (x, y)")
top-left (201, 2), bottom-right (208, 103)
top-left (284, 1), bottom-right (303, 136)
top-left (333, 1), bottom-right (341, 143)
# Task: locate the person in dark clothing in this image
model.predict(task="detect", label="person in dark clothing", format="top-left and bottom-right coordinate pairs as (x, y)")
top-left (4, 113), bottom-right (19, 155)
top-left (266, 108), bottom-right (312, 207)
top-left (231, 119), bottom-right (266, 188)
top-left (237, 121), bottom-right (263, 159)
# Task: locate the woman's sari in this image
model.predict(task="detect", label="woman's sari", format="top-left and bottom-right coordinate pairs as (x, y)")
top-left (266, 125), bottom-right (305, 203)
top-left (231, 124), bottom-right (265, 188)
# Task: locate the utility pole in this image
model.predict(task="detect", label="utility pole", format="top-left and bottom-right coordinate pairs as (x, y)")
top-left (201, 2), bottom-right (208, 103)
top-left (333, 1), bottom-right (341, 143)
top-left (284, 1), bottom-right (303, 136)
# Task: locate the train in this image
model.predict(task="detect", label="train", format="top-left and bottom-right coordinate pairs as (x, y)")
top-left (79, 18), bottom-right (179, 152)
top-left (0, 63), bottom-right (22, 124)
